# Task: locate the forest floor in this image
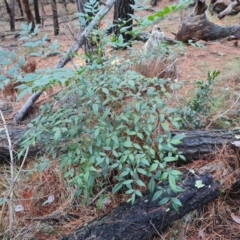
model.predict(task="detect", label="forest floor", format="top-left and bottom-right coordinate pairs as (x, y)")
top-left (0, 0), bottom-right (240, 239)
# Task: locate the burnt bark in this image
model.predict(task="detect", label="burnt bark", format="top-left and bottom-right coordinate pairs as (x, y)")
top-left (113, 0), bottom-right (134, 48)
top-left (4, 0), bottom-right (15, 31)
top-left (16, 0), bottom-right (24, 17)
top-left (20, 0), bottom-right (35, 31)
top-left (51, 0), bottom-right (59, 35)
top-left (176, 0), bottom-right (240, 42)
top-left (62, 173), bottom-right (221, 240)
top-left (0, 128), bottom-right (239, 163)
top-left (33, 0), bottom-right (41, 24)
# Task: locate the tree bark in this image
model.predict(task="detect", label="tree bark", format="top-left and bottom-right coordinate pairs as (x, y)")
top-left (218, 0), bottom-right (240, 19)
top-left (20, 0), bottom-right (35, 32)
top-left (16, 0), bottom-right (24, 17)
top-left (51, 0), bottom-right (59, 35)
top-left (14, 0), bottom-right (117, 122)
top-left (10, 0), bottom-right (15, 31)
top-left (61, 173), bottom-right (221, 240)
top-left (76, 0), bottom-right (99, 63)
top-left (113, 0), bottom-right (134, 48)
top-left (1, 128), bottom-right (239, 163)
top-left (33, 0), bottom-right (41, 24)
top-left (4, 0), bottom-right (15, 31)
top-left (176, 0), bottom-right (240, 42)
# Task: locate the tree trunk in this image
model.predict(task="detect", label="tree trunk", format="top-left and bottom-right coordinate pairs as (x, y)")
top-left (176, 0), bottom-right (240, 42)
top-left (1, 128), bottom-right (239, 163)
top-left (16, 0), bottom-right (24, 17)
top-left (61, 173), bottom-right (221, 240)
top-left (76, 0), bottom-right (95, 63)
top-left (33, 0), bottom-right (41, 24)
top-left (76, 0), bottom-right (100, 64)
top-left (4, 0), bottom-right (15, 31)
top-left (10, 0), bottom-right (15, 31)
top-left (113, 0), bottom-right (134, 48)
top-left (51, 0), bottom-right (59, 35)
top-left (20, 0), bottom-right (35, 31)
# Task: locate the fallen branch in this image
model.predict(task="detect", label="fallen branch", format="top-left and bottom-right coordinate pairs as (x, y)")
top-left (176, 0), bottom-right (240, 42)
top-left (218, 0), bottom-right (240, 19)
top-left (14, 0), bottom-right (117, 123)
top-left (61, 173), bottom-right (221, 240)
top-left (1, 128), bottom-right (239, 163)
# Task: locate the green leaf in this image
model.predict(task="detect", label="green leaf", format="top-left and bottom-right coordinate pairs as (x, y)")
top-left (161, 172), bottom-right (168, 180)
top-left (149, 178), bottom-right (155, 194)
top-left (123, 141), bottom-right (133, 147)
top-left (9, 51), bottom-right (15, 62)
top-left (137, 168), bottom-right (147, 176)
top-left (169, 175), bottom-right (177, 192)
top-left (54, 129), bottom-right (61, 144)
top-left (102, 87), bottom-right (109, 95)
top-left (149, 163), bottom-right (158, 172)
top-left (135, 190), bottom-right (142, 197)
top-left (125, 189), bottom-right (134, 194)
top-left (163, 156), bottom-right (177, 162)
top-left (171, 197), bottom-right (182, 207)
top-left (159, 197), bottom-right (169, 205)
top-left (170, 170), bottom-right (182, 176)
top-left (112, 183), bottom-right (123, 193)
top-left (136, 179), bottom-right (146, 187)
top-left (135, 102), bottom-right (140, 112)
top-left (123, 179), bottom-right (134, 185)
top-left (161, 123), bottom-right (169, 132)
top-left (92, 104), bottom-right (98, 115)
top-left (152, 190), bottom-right (162, 202)
top-left (133, 143), bottom-right (142, 150)
top-left (94, 128), bottom-right (100, 138)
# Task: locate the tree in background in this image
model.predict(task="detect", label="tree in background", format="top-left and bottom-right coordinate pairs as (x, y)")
top-left (76, 0), bottom-right (100, 63)
top-left (113, 0), bottom-right (134, 48)
top-left (20, 0), bottom-right (35, 31)
top-left (4, 0), bottom-right (15, 31)
top-left (51, 0), bottom-right (59, 35)
top-left (33, 0), bottom-right (41, 24)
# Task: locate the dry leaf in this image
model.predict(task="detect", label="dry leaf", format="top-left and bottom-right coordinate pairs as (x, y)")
top-left (231, 213), bottom-right (240, 224)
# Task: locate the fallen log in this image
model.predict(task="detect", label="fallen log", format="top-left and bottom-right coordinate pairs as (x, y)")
top-left (218, 0), bottom-right (240, 19)
top-left (176, 0), bottom-right (240, 42)
top-left (0, 127), bottom-right (239, 163)
top-left (61, 173), bottom-right (221, 240)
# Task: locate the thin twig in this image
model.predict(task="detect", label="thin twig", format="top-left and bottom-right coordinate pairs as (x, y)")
top-left (0, 110), bottom-right (14, 229)
top-left (0, 146), bottom-right (29, 230)
top-left (0, 110), bottom-right (29, 230)
top-left (150, 220), bottom-right (164, 239)
top-left (89, 187), bottom-right (109, 205)
top-left (206, 93), bottom-right (240, 129)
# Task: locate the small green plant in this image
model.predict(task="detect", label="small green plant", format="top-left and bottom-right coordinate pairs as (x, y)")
top-left (188, 39), bottom-right (206, 48)
top-left (18, 23), bottom-right (60, 57)
top-left (18, 1), bottom-right (193, 209)
top-left (21, 53), bottom-right (185, 208)
top-left (180, 70), bottom-right (220, 129)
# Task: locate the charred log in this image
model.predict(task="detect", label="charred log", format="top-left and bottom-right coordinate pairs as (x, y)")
top-left (61, 173), bottom-right (221, 240)
top-left (176, 0), bottom-right (240, 42)
top-left (0, 128), bottom-right (239, 163)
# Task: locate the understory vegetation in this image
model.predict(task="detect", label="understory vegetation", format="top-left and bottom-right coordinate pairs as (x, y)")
top-left (0, 0), bottom-right (240, 239)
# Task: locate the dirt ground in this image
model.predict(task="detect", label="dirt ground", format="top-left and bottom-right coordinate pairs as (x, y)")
top-left (0, 0), bottom-right (240, 239)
